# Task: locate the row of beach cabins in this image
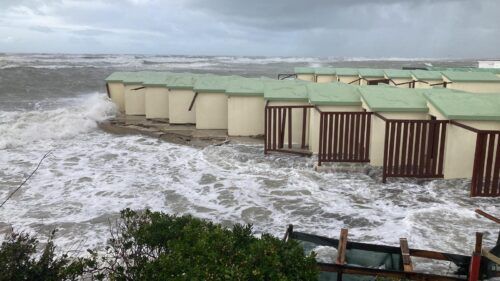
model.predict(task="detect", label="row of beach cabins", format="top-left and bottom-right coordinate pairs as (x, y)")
top-left (105, 67), bottom-right (500, 197)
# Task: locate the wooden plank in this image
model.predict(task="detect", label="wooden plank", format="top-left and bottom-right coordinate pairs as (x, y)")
top-left (472, 134), bottom-right (486, 196)
top-left (333, 114), bottom-right (339, 161)
top-left (328, 114), bottom-right (333, 161)
top-left (492, 135), bottom-right (500, 196)
top-left (272, 108), bottom-right (277, 150)
top-left (401, 122), bottom-right (408, 175)
top-left (336, 228), bottom-right (348, 265)
top-left (400, 238), bottom-right (413, 272)
top-left (301, 108), bottom-right (307, 149)
top-left (264, 107), bottom-right (268, 153)
top-left (407, 122), bottom-right (415, 175)
top-left (351, 113), bottom-right (362, 160)
top-left (475, 209), bottom-right (500, 224)
top-left (288, 108), bottom-right (292, 149)
top-left (364, 113), bottom-right (371, 161)
top-left (344, 113), bottom-right (350, 161)
top-left (388, 122), bottom-right (396, 176)
top-left (426, 122), bottom-right (435, 176)
top-left (359, 113), bottom-right (366, 161)
top-left (278, 107), bottom-right (283, 148)
top-left (394, 121), bottom-right (401, 176)
top-left (339, 113), bottom-right (345, 161)
top-left (418, 122), bottom-right (427, 176)
top-left (318, 113), bottom-right (324, 165)
top-left (349, 113), bottom-right (355, 160)
top-left (413, 123), bottom-right (421, 176)
top-left (437, 123), bottom-right (446, 176)
top-left (383, 121), bottom-right (389, 183)
top-left (484, 133), bottom-right (496, 195)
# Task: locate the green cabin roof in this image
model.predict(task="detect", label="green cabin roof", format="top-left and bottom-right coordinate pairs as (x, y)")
top-left (314, 67), bottom-right (336, 75)
top-left (359, 87), bottom-right (428, 113)
top-left (225, 78), bottom-right (266, 96)
top-left (142, 72), bottom-right (170, 87)
top-left (194, 75), bottom-right (241, 93)
top-left (384, 69), bottom-right (413, 79)
top-left (424, 89), bottom-right (500, 121)
top-left (411, 70), bottom-right (443, 81)
top-left (165, 74), bottom-right (200, 90)
top-left (105, 72), bottom-right (133, 83)
top-left (294, 67), bottom-right (315, 74)
top-left (122, 71), bottom-right (153, 85)
top-left (264, 80), bottom-right (309, 101)
top-left (335, 68), bottom-right (359, 76)
top-left (307, 83), bottom-right (361, 106)
top-left (441, 71), bottom-right (500, 82)
top-left (358, 68), bottom-right (385, 78)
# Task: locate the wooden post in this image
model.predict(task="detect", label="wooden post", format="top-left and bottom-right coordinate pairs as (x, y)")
top-left (400, 238), bottom-right (413, 272)
top-left (468, 232), bottom-right (483, 281)
top-left (336, 228), bottom-right (348, 265)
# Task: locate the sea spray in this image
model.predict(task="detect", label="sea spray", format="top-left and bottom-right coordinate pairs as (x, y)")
top-left (0, 93), bottom-right (116, 149)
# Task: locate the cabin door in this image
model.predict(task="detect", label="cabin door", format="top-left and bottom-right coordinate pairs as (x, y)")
top-left (471, 132), bottom-right (500, 197)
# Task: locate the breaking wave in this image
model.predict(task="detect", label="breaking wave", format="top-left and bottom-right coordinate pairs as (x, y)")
top-left (0, 93), bottom-right (116, 149)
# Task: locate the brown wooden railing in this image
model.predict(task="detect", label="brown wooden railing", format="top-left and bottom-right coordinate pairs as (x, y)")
top-left (471, 132), bottom-right (500, 197)
top-left (450, 121), bottom-right (500, 197)
top-left (264, 105), bottom-right (313, 155)
top-left (318, 112), bottom-right (372, 165)
top-left (376, 114), bottom-right (447, 182)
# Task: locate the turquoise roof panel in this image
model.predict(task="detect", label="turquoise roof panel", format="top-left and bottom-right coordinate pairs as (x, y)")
top-left (194, 75), bottom-right (241, 93)
top-left (225, 78), bottom-right (266, 96)
top-left (358, 68), bottom-right (385, 78)
top-left (294, 67), bottom-right (315, 74)
top-left (314, 67), bottom-right (336, 75)
top-left (411, 70), bottom-right (443, 80)
top-left (384, 69), bottom-right (413, 79)
top-left (307, 83), bottom-right (361, 106)
top-left (264, 80), bottom-right (309, 101)
top-left (442, 71), bottom-right (500, 82)
top-left (424, 89), bottom-right (500, 121)
top-left (359, 87), bottom-right (428, 112)
top-left (335, 68), bottom-right (359, 76)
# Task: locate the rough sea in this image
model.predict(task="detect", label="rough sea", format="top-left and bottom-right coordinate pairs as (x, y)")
top-left (0, 54), bottom-right (498, 265)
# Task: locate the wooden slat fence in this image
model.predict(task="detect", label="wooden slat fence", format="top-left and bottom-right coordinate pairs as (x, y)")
top-left (318, 112), bottom-right (372, 165)
top-left (264, 105), bottom-right (312, 155)
top-left (382, 119), bottom-right (447, 182)
top-left (471, 132), bottom-right (500, 197)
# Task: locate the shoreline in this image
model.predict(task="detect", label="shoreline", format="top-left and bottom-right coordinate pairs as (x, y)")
top-left (98, 115), bottom-right (264, 148)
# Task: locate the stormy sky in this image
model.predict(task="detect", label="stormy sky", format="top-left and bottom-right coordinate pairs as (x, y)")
top-left (0, 0), bottom-right (499, 58)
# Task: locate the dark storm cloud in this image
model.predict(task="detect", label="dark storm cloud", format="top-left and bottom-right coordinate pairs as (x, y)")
top-left (0, 0), bottom-right (498, 57)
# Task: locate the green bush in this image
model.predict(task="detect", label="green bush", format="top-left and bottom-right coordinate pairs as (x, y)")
top-left (0, 230), bottom-right (87, 281)
top-left (0, 209), bottom-right (319, 280)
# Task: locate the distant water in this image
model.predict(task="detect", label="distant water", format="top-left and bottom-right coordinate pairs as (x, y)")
top-left (0, 54), bottom-right (497, 263)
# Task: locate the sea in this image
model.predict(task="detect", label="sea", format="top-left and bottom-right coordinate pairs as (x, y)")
top-left (0, 53), bottom-right (498, 266)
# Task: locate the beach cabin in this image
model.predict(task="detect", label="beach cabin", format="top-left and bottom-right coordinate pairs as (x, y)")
top-left (226, 78), bottom-right (266, 136)
top-left (306, 83), bottom-right (370, 165)
top-left (384, 69), bottom-right (414, 88)
top-left (105, 72), bottom-right (132, 112)
top-left (335, 68), bottom-right (360, 84)
top-left (264, 80), bottom-right (312, 154)
top-left (359, 87), bottom-right (448, 182)
top-left (193, 75), bottom-right (241, 130)
top-left (314, 67), bottom-right (336, 83)
top-left (123, 72), bottom-right (150, 116)
top-left (294, 67), bottom-right (315, 82)
top-left (411, 70), bottom-right (444, 89)
top-left (425, 90), bottom-right (500, 197)
top-left (143, 72), bottom-right (169, 119)
top-left (441, 71), bottom-right (500, 93)
top-left (358, 68), bottom-right (388, 86)
top-left (167, 74), bottom-right (199, 124)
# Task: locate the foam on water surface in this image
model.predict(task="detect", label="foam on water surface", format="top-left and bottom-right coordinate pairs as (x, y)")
top-left (0, 93), bottom-right (498, 258)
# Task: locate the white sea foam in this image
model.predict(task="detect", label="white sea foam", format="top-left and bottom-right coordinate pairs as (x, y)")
top-left (0, 93), bottom-right (497, 270)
